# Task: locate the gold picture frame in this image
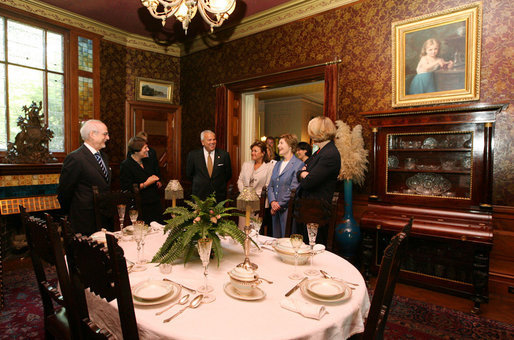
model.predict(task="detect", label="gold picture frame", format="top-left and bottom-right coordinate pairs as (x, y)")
top-left (392, 2), bottom-right (482, 107)
top-left (135, 77), bottom-right (174, 103)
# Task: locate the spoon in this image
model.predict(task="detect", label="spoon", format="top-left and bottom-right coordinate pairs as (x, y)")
top-left (254, 275), bottom-right (273, 284)
top-left (320, 270), bottom-right (359, 286)
top-left (163, 294), bottom-right (203, 323)
top-left (155, 294), bottom-right (190, 316)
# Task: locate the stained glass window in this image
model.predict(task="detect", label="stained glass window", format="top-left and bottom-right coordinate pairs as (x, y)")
top-left (78, 36), bottom-right (93, 72)
top-left (78, 76), bottom-right (94, 121)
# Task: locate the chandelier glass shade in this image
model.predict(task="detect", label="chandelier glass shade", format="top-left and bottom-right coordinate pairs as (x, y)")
top-left (141, 0), bottom-right (236, 34)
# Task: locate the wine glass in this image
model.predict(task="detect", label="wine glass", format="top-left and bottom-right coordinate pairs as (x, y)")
top-left (250, 219), bottom-right (263, 253)
top-left (117, 204), bottom-right (126, 231)
top-left (196, 238), bottom-right (215, 303)
top-left (304, 223), bottom-right (319, 276)
top-left (129, 209), bottom-right (138, 225)
top-left (131, 221), bottom-right (148, 272)
top-left (289, 234), bottom-right (304, 280)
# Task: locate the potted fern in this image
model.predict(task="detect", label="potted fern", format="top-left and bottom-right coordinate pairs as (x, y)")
top-left (152, 194), bottom-right (246, 266)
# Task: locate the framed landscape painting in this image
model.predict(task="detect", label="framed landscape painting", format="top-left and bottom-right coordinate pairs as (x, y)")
top-left (136, 77), bottom-right (174, 104)
top-left (392, 2), bottom-right (482, 107)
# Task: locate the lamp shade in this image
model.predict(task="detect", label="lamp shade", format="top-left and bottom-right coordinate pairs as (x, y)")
top-left (236, 186), bottom-right (260, 211)
top-left (165, 180), bottom-right (184, 200)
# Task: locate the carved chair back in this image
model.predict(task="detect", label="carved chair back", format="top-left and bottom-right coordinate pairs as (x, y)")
top-left (64, 226), bottom-right (139, 339)
top-left (21, 206), bottom-right (81, 339)
top-left (362, 218), bottom-right (413, 339)
top-left (284, 189), bottom-right (340, 250)
top-left (92, 184), bottom-right (141, 231)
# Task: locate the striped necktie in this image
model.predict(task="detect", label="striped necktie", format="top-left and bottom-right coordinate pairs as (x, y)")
top-left (94, 152), bottom-right (108, 180)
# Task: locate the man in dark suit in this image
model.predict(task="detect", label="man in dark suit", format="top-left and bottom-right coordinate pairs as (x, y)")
top-left (186, 130), bottom-right (232, 203)
top-left (58, 119), bottom-right (111, 235)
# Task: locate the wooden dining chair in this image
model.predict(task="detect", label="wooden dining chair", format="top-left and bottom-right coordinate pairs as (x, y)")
top-left (361, 218), bottom-right (413, 340)
top-left (63, 224), bottom-right (139, 340)
top-left (92, 184), bottom-right (141, 231)
top-left (284, 188), bottom-right (340, 250)
top-left (21, 206), bottom-right (81, 339)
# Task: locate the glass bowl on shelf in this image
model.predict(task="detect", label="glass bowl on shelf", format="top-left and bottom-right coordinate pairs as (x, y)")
top-left (406, 173), bottom-right (451, 196)
top-left (388, 155), bottom-right (399, 168)
top-left (422, 137), bottom-right (438, 149)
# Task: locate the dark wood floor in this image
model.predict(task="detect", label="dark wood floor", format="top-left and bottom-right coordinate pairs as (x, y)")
top-left (373, 278), bottom-right (514, 325)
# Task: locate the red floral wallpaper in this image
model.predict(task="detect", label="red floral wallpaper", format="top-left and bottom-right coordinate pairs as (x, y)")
top-left (100, 40), bottom-right (180, 164)
top-left (179, 0), bottom-right (514, 205)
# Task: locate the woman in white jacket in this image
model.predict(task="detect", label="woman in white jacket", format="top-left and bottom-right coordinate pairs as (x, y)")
top-left (237, 141), bottom-right (275, 229)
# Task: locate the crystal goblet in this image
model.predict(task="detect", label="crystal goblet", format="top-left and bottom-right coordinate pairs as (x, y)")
top-left (196, 238), bottom-right (215, 303)
top-left (129, 209), bottom-right (138, 225)
top-left (117, 204), bottom-right (126, 231)
top-left (304, 223), bottom-right (320, 276)
top-left (289, 234), bottom-right (304, 280)
top-left (131, 221), bottom-right (148, 272)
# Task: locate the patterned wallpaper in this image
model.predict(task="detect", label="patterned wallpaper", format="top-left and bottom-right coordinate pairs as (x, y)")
top-left (99, 40), bottom-right (180, 164)
top-left (179, 0), bottom-right (514, 205)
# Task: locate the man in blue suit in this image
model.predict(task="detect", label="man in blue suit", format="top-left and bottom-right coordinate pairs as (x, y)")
top-left (268, 134), bottom-right (304, 238)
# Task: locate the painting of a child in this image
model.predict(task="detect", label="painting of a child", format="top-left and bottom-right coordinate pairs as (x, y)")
top-left (408, 39), bottom-right (454, 95)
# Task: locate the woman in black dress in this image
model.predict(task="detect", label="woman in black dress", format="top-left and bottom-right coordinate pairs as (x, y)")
top-left (120, 136), bottom-right (163, 224)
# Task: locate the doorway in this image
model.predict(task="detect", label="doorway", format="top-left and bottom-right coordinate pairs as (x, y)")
top-left (216, 62), bottom-right (338, 180)
top-left (125, 101), bottom-right (182, 181)
top-left (240, 81), bottom-right (324, 163)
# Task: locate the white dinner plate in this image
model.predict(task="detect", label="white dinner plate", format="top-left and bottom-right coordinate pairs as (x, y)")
top-left (132, 280), bottom-right (181, 306)
top-left (305, 278), bottom-right (347, 299)
top-left (300, 279), bottom-right (352, 303)
top-left (224, 282), bottom-right (265, 301)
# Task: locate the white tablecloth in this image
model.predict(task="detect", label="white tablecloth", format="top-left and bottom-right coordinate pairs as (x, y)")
top-left (86, 232), bottom-right (370, 340)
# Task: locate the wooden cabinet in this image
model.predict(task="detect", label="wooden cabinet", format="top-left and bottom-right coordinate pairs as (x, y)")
top-left (360, 103), bottom-right (507, 313)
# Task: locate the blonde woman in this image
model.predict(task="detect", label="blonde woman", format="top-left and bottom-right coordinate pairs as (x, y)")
top-left (297, 116), bottom-right (341, 243)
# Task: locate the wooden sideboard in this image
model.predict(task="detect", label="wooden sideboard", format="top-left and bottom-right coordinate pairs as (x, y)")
top-left (359, 103), bottom-right (508, 313)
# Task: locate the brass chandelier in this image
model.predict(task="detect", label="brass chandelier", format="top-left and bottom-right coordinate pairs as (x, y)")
top-left (141, 0), bottom-right (236, 34)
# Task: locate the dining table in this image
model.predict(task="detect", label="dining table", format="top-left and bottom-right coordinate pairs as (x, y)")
top-left (86, 227), bottom-right (370, 340)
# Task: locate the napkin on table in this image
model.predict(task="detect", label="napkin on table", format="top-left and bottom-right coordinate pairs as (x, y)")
top-left (280, 297), bottom-right (328, 320)
top-left (150, 221), bottom-right (165, 231)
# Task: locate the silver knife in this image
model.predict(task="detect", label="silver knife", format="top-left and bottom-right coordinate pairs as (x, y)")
top-left (163, 278), bottom-right (197, 294)
top-left (285, 277), bottom-right (307, 297)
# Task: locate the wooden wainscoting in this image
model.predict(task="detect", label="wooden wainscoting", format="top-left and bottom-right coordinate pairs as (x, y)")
top-left (490, 205), bottom-right (514, 300)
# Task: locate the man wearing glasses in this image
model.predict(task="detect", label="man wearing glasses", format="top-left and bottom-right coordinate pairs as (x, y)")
top-left (58, 119), bottom-right (111, 235)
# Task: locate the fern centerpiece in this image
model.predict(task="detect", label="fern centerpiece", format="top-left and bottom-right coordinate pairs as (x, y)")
top-left (152, 195), bottom-right (246, 266)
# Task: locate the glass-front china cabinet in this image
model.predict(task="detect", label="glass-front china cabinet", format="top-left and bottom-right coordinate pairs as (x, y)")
top-left (359, 103), bottom-right (507, 313)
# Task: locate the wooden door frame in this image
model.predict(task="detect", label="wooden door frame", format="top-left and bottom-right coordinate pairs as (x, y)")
top-left (125, 100), bottom-right (182, 180)
top-left (216, 63), bottom-right (338, 178)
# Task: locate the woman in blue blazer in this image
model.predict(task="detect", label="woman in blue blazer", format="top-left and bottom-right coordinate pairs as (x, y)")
top-left (268, 134), bottom-right (304, 238)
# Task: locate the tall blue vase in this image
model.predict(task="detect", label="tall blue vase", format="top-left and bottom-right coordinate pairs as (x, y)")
top-left (336, 179), bottom-right (361, 261)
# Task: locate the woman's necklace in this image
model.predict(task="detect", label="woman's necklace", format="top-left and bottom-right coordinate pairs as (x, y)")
top-left (131, 155), bottom-right (144, 168)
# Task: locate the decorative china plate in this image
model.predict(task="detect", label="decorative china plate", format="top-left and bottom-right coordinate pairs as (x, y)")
top-left (132, 280), bottom-right (181, 306)
top-left (300, 279), bottom-right (352, 303)
top-left (224, 282), bottom-right (265, 301)
top-left (305, 278), bottom-right (347, 299)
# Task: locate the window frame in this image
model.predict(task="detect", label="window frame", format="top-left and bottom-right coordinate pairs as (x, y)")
top-left (0, 9), bottom-right (101, 163)
top-left (0, 11), bottom-right (70, 161)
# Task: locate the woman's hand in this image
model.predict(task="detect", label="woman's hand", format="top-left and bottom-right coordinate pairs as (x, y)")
top-left (300, 171), bottom-right (309, 179)
top-left (271, 201), bottom-right (281, 214)
top-left (142, 175), bottom-right (160, 188)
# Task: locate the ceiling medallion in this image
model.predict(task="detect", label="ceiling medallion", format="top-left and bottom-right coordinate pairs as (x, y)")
top-left (141, 0), bottom-right (236, 34)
